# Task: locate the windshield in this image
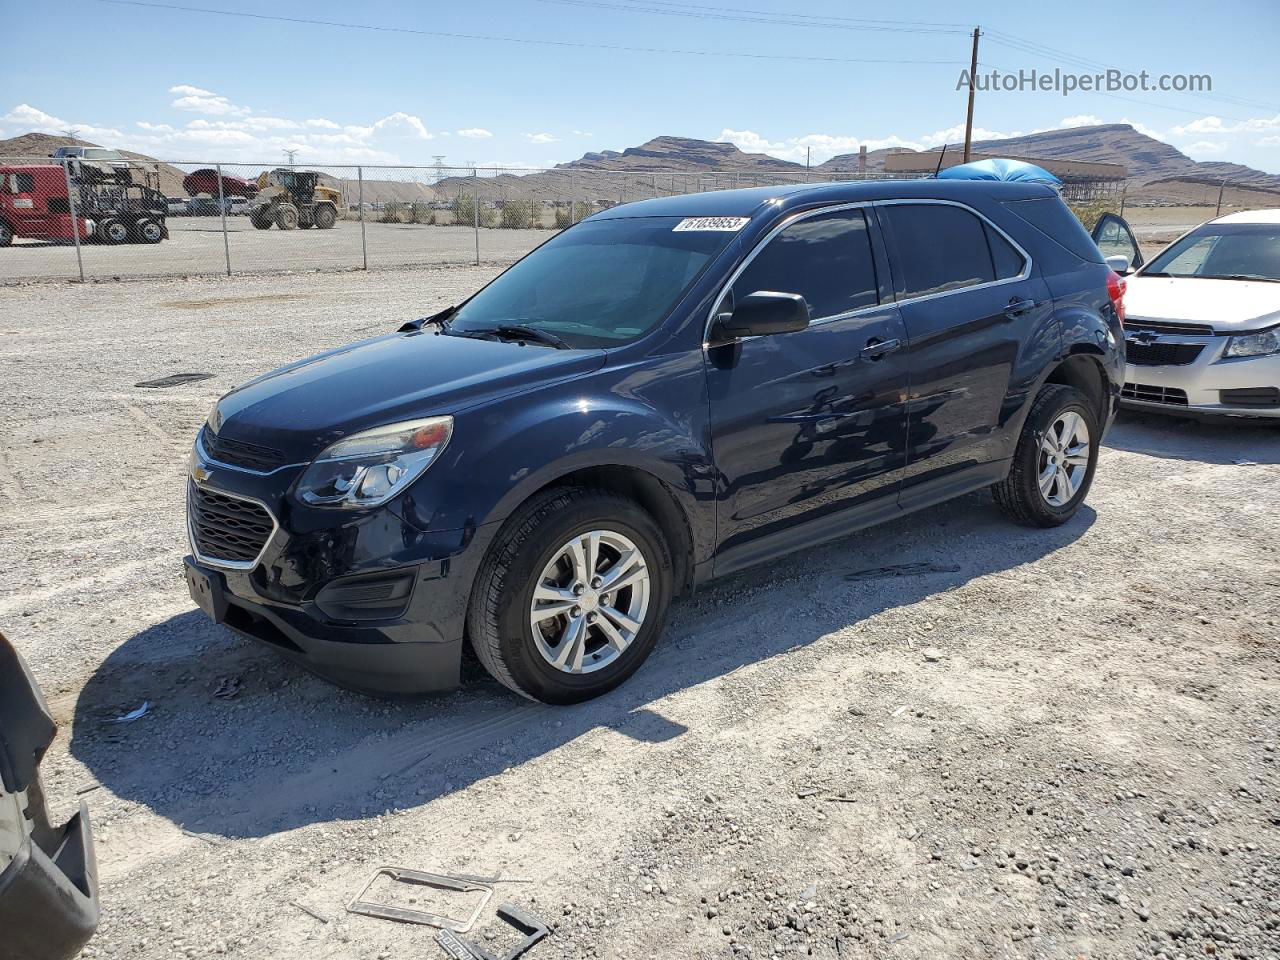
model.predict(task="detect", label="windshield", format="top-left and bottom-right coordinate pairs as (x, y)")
top-left (1142, 223), bottom-right (1280, 282)
top-left (447, 216), bottom-right (737, 348)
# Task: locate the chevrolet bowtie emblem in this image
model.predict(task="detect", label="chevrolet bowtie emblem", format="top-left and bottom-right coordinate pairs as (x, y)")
top-left (1129, 330), bottom-right (1161, 345)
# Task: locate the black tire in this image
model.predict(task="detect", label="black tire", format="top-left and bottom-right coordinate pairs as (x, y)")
top-left (132, 218), bottom-right (163, 243)
top-left (467, 487), bottom-right (673, 704)
top-left (275, 204), bottom-right (299, 230)
top-left (993, 384), bottom-right (1100, 527)
top-left (250, 207), bottom-right (273, 230)
top-left (0, 221), bottom-right (12, 247)
top-left (297, 219), bottom-right (314, 229)
top-left (96, 218), bottom-right (128, 244)
top-left (313, 203), bottom-right (337, 229)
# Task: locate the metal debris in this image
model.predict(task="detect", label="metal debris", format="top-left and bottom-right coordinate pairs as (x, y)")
top-left (105, 701), bottom-right (151, 724)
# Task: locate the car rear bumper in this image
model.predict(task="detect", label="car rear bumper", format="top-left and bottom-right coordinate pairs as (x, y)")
top-left (1122, 345), bottom-right (1280, 418)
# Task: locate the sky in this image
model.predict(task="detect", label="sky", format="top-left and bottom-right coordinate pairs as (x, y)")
top-left (3, 0), bottom-right (1280, 173)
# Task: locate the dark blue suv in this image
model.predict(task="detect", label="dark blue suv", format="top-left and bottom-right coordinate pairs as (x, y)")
top-left (184, 179), bottom-right (1125, 703)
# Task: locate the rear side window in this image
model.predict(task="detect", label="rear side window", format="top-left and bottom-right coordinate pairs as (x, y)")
top-left (985, 223), bottom-right (1025, 279)
top-left (1002, 196), bottom-right (1103, 263)
top-left (881, 204), bottom-right (995, 298)
top-left (731, 208), bottom-right (879, 320)
top-left (2, 173), bottom-right (34, 193)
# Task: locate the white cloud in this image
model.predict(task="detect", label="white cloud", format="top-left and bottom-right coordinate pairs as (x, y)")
top-left (525, 132), bottom-right (559, 144)
top-left (2, 103), bottom-right (124, 143)
top-left (136, 121), bottom-right (174, 133)
top-left (305, 118), bottom-right (340, 129)
top-left (572, 129), bottom-right (594, 137)
top-left (1185, 140), bottom-right (1229, 155)
top-left (1258, 135), bottom-right (1280, 147)
top-left (1059, 114), bottom-right (1105, 128)
top-left (1172, 113), bottom-right (1280, 137)
top-left (169, 84), bottom-right (250, 117)
top-left (457, 128), bottom-right (493, 139)
top-left (344, 112), bottom-right (433, 141)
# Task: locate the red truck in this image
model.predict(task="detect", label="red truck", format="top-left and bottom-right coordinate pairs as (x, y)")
top-left (0, 164), bottom-right (168, 246)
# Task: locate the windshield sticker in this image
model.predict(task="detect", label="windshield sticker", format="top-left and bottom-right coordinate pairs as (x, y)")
top-left (672, 216), bottom-right (750, 232)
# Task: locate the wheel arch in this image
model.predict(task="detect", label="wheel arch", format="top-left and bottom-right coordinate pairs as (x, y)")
top-left (1041, 351), bottom-right (1110, 422)
top-left (485, 461), bottom-right (698, 597)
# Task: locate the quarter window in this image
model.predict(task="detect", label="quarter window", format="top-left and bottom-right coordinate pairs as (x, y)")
top-left (882, 204), bottom-right (1000, 298)
top-left (985, 223), bottom-right (1025, 280)
top-left (730, 209), bottom-right (879, 321)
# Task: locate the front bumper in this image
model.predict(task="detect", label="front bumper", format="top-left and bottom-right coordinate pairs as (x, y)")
top-left (1122, 334), bottom-right (1280, 418)
top-left (184, 451), bottom-right (498, 695)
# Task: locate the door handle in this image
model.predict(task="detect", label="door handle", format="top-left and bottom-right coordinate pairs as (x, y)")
top-left (860, 337), bottom-right (901, 360)
top-left (1005, 297), bottom-right (1038, 317)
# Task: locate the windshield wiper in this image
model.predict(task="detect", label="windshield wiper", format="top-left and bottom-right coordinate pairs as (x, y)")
top-left (1203, 274), bottom-right (1280, 283)
top-left (481, 324), bottom-right (571, 349)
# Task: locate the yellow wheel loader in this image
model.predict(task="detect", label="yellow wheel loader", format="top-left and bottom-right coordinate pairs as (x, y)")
top-left (248, 169), bottom-right (342, 231)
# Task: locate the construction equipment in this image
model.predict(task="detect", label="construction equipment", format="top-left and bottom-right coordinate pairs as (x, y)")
top-left (248, 169), bottom-right (341, 231)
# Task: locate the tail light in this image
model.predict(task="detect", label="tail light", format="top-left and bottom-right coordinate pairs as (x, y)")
top-left (1106, 270), bottom-right (1127, 326)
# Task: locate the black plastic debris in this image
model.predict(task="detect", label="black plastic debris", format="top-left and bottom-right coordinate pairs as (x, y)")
top-left (134, 372), bottom-right (214, 389)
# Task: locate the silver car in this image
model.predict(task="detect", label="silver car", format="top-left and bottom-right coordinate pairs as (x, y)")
top-left (1093, 209), bottom-right (1280, 419)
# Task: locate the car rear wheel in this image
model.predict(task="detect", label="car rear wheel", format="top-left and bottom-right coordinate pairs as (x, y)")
top-left (993, 383), bottom-right (1099, 527)
top-left (467, 487), bottom-right (672, 704)
top-left (0, 221), bottom-right (12, 246)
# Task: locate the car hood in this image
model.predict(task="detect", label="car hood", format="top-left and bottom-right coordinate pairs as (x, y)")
top-left (211, 330), bottom-right (605, 460)
top-left (1125, 276), bottom-right (1280, 331)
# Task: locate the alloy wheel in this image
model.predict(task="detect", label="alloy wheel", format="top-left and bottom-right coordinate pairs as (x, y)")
top-left (1038, 410), bottom-right (1090, 507)
top-left (529, 530), bottom-right (651, 675)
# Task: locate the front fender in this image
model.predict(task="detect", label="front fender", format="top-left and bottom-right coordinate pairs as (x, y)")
top-left (392, 356), bottom-right (717, 561)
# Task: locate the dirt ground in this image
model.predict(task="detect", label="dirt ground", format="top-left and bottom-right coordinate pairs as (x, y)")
top-left (1, 269), bottom-right (1277, 960)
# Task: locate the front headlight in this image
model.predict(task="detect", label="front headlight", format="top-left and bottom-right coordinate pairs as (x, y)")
top-left (294, 416), bottom-right (453, 508)
top-left (1223, 327), bottom-right (1280, 359)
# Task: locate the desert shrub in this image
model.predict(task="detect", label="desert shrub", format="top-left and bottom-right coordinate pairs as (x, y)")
top-left (451, 193), bottom-right (496, 227)
top-left (500, 198), bottom-right (545, 229)
top-left (380, 201), bottom-right (404, 224)
top-left (554, 201), bottom-right (592, 229)
top-left (408, 201), bottom-right (434, 225)
top-left (1067, 201), bottom-right (1109, 231)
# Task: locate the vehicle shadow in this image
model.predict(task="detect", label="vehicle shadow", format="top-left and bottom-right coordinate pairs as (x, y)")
top-left (71, 494), bottom-right (1095, 840)
top-left (1105, 409), bottom-right (1280, 464)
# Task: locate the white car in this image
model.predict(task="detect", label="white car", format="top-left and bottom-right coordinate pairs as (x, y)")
top-left (1092, 209), bottom-right (1280, 419)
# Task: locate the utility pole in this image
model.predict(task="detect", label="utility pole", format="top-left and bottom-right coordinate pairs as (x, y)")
top-left (963, 27), bottom-right (980, 163)
top-left (283, 148), bottom-right (299, 167)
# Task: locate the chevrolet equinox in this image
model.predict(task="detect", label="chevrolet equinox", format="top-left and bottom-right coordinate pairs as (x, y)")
top-left (185, 179), bottom-right (1125, 703)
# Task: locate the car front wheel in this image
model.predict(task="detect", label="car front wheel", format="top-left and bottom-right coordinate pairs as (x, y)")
top-left (468, 487), bottom-right (672, 703)
top-left (992, 383), bottom-right (1100, 527)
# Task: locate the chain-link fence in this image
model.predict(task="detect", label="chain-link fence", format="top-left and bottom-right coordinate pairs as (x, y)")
top-left (1, 154), bottom-right (1273, 284)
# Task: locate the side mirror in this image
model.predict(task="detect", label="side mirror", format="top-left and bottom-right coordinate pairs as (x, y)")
top-left (711, 291), bottom-right (810, 344)
top-left (1104, 254), bottom-right (1131, 275)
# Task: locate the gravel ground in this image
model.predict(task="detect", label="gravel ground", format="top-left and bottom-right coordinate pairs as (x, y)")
top-left (1, 269), bottom-right (1277, 960)
top-left (0, 218), bottom-right (549, 282)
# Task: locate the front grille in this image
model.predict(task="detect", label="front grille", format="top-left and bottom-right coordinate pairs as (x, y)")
top-left (1122, 383), bottom-right (1189, 406)
top-left (1126, 341), bottom-right (1204, 367)
top-left (1126, 318), bottom-right (1215, 336)
top-left (202, 426), bottom-right (287, 472)
top-left (188, 481), bottom-right (275, 566)
top-left (1220, 387), bottom-right (1280, 409)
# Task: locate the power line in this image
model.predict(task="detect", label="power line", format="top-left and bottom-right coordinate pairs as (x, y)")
top-left (983, 30), bottom-right (1280, 114)
top-left (535, 0), bottom-right (969, 35)
top-left (96, 0), bottom-right (967, 65)
top-left (610, 0), bottom-right (971, 29)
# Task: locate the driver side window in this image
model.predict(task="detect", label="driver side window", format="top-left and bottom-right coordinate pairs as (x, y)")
top-left (730, 208), bottom-right (879, 322)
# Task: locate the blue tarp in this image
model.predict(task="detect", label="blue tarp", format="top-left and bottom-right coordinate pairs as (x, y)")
top-left (937, 158), bottom-right (1062, 186)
